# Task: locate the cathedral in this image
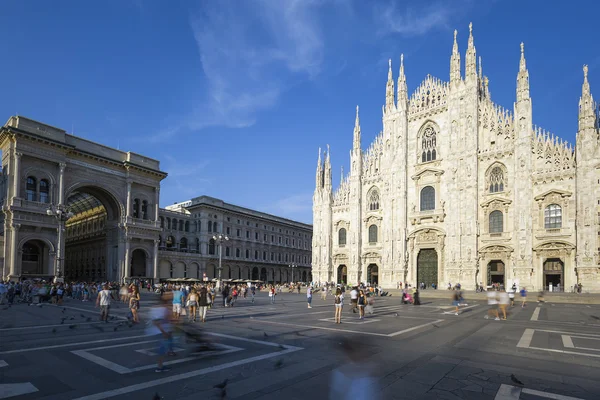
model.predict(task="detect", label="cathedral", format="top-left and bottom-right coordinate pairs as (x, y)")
top-left (312, 24), bottom-right (600, 292)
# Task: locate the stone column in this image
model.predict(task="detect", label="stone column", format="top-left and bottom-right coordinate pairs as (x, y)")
top-left (126, 180), bottom-right (133, 220)
top-left (13, 152), bottom-right (22, 199)
top-left (153, 239), bottom-right (159, 281)
top-left (123, 237), bottom-right (131, 282)
top-left (154, 187), bottom-right (160, 221)
top-left (9, 223), bottom-right (21, 279)
top-left (58, 162), bottom-right (66, 205)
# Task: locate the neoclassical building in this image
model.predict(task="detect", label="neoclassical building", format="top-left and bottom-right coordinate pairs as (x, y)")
top-left (312, 24), bottom-right (600, 292)
top-left (0, 116), bottom-right (312, 283)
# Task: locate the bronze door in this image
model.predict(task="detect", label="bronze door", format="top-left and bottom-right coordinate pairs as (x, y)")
top-left (417, 249), bottom-right (438, 287)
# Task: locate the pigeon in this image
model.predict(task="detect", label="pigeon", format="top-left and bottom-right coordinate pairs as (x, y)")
top-left (590, 316), bottom-right (600, 321)
top-left (69, 317), bottom-right (75, 320)
top-left (86, 317), bottom-right (92, 322)
top-left (113, 327), bottom-right (118, 331)
top-left (510, 374), bottom-right (524, 386)
top-left (274, 359), bottom-right (284, 369)
top-left (60, 320), bottom-right (65, 325)
top-left (62, 308), bottom-right (66, 313)
top-left (69, 325), bottom-right (77, 329)
top-left (52, 328), bottom-right (57, 334)
top-left (213, 379), bottom-right (228, 389)
top-left (152, 393), bottom-right (161, 400)
top-left (278, 344), bottom-right (286, 350)
top-left (263, 332), bottom-right (269, 338)
top-left (80, 314), bottom-right (86, 318)
top-left (394, 313), bottom-right (398, 317)
top-left (295, 331), bottom-right (304, 336)
top-left (432, 324), bottom-right (440, 328)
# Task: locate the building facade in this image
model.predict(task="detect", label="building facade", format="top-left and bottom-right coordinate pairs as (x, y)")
top-left (312, 25), bottom-right (600, 292)
top-left (157, 196), bottom-right (312, 284)
top-left (0, 117), bottom-right (312, 283)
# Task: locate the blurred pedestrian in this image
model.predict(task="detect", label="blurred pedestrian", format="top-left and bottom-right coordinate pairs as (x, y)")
top-left (334, 288), bottom-right (343, 324)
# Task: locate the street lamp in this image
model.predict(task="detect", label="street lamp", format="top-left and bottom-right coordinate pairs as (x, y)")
top-left (288, 263), bottom-right (297, 283)
top-left (46, 204), bottom-right (74, 283)
top-left (213, 233), bottom-right (229, 289)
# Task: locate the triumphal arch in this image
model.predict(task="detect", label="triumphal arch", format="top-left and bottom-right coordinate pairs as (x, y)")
top-left (0, 116), bottom-right (167, 282)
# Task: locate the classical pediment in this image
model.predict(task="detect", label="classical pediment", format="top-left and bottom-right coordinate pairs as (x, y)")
top-left (332, 253), bottom-right (349, 262)
top-left (533, 241), bottom-right (575, 251)
top-left (534, 189), bottom-right (572, 202)
top-left (363, 214), bottom-right (382, 224)
top-left (334, 220), bottom-right (349, 229)
top-left (361, 251), bottom-right (381, 259)
top-left (480, 245), bottom-right (514, 253)
top-left (480, 197), bottom-right (512, 208)
top-left (411, 167), bottom-right (445, 181)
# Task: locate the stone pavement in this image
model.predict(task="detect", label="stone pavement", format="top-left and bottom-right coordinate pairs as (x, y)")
top-left (1, 291), bottom-right (600, 399)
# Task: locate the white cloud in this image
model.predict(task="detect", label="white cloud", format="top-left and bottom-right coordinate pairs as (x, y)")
top-left (181, 0), bottom-right (325, 133)
top-left (269, 193), bottom-right (313, 222)
top-left (376, 1), bottom-right (466, 37)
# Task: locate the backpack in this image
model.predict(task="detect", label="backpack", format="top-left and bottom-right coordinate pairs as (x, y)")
top-left (334, 295), bottom-right (341, 305)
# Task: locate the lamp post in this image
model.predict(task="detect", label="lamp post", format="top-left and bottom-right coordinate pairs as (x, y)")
top-left (213, 233), bottom-right (229, 289)
top-left (46, 204), bottom-right (74, 283)
top-left (288, 263), bottom-right (297, 284)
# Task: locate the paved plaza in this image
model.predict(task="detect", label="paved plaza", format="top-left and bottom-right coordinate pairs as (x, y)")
top-left (2, 291), bottom-right (600, 400)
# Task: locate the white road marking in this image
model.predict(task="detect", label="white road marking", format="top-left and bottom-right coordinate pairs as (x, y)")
top-left (317, 318), bottom-right (380, 325)
top-left (135, 347), bottom-right (185, 356)
top-left (0, 383), bottom-right (38, 399)
top-left (253, 318), bottom-right (442, 337)
top-left (533, 329), bottom-right (600, 337)
top-left (73, 342), bottom-right (243, 374)
top-left (442, 305), bottom-right (479, 314)
top-left (562, 335), bottom-right (575, 348)
top-left (531, 307), bottom-right (541, 321)
top-left (0, 334), bottom-right (153, 355)
top-left (522, 387), bottom-right (586, 400)
top-left (71, 345), bottom-right (302, 400)
top-left (516, 328), bottom-right (535, 348)
top-left (0, 360), bottom-right (7, 368)
top-left (494, 384), bottom-right (521, 400)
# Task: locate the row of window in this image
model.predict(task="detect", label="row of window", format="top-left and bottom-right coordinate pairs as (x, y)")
top-left (25, 176), bottom-right (50, 203)
top-left (337, 204), bottom-right (564, 245)
top-left (199, 213), bottom-right (310, 238)
top-left (132, 198), bottom-right (150, 220)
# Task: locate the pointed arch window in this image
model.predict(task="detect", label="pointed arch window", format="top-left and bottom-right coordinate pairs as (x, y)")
top-left (420, 186), bottom-right (435, 211)
top-left (26, 176), bottom-right (36, 201)
top-left (368, 188), bottom-right (380, 211)
top-left (489, 210), bottom-right (503, 233)
top-left (421, 126), bottom-right (437, 162)
top-left (489, 166), bottom-right (505, 193)
top-left (368, 224), bottom-right (378, 243)
top-left (544, 204), bottom-right (562, 229)
top-left (338, 228), bottom-right (347, 246)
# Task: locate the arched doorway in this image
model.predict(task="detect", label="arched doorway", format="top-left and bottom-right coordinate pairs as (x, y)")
top-left (63, 186), bottom-right (122, 281)
top-left (337, 265), bottom-right (347, 284)
top-left (487, 260), bottom-right (505, 287)
top-left (21, 240), bottom-right (52, 276)
top-left (417, 249), bottom-right (438, 288)
top-left (260, 268), bottom-right (267, 282)
top-left (543, 258), bottom-right (564, 291)
top-left (367, 264), bottom-right (378, 285)
top-left (252, 267), bottom-right (259, 280)
top-left (206, 264), bottom-right (216, 279)
top-left (130, 249), bottom-right (146, 277)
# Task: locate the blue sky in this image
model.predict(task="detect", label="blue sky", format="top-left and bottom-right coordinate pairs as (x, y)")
top-left (1, 0), bottom-right (598, 224)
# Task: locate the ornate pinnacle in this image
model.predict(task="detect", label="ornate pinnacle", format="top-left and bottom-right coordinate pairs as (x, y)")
top-left (469, 22), bottom-right (472, 33)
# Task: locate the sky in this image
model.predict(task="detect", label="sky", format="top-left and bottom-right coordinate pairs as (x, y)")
top-left (1, 0), bottom-right (598, 224)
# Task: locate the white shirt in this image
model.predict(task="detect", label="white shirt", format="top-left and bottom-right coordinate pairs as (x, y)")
top-left (499, 292), bottom-right (510, 305)
top-left (350, 289), bottom-right (358, 300)
top-left (487, 291), bottom-right (498, 305)
top-left (98, 290), bottom-right (112, 306)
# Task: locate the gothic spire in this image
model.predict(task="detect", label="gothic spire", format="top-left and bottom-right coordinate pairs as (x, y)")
top-left (450, 29), bottom-right (461, 84)
top-left (315, 147), bottom-right (323, 190)
top-left (324, 145), bottom-right (332, 189)
top-left (385, 59), bottom-right (395, 112)
top-left (340, 165), bottom-right (344, 185)
top-left (516, 42), bottom-right (530, 102)
top-left (353, 105), bottom-right (361, 150)
top-left (579, 64), bottom-right (596, 131)
top-left (397, 54), bottom-right (408, 108)
top-left (465, 22), bottom-right (477, 80)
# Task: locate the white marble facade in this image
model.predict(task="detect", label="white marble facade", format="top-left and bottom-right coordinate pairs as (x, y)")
top-left (312, 24), bottom-right (600, 292)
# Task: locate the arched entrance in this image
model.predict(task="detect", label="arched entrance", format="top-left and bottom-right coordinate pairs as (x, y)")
top-left (543, 258), bottom-right (564, 291)
top-left (260, 268), bottom-right (267, 282)
top-left (21, 240), bottom-right (52, 277)
top-left (63, 186), bottom-right (122, 281)
top-left (337, 265), bottom-right (347, 284)
top-left (252, 267), bottom-right (259, 280)
top-left (367, 264), bottom-right (378, 285)
top-left (130, 249), bottom-right (146, 277)
top-left (487, 260), bottom-right (505, 287)
top-left (417, 249), bottom-right (438, 287)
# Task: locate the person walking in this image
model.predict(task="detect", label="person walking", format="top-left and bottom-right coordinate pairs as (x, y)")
top-left (520, 287), bottom-right (528, 308)
top-left (269, 285), bottom-right (276, 304)
top-left (334, 287), bottom-right (344, 324)
top-left (172, 286), bottom-right (184, 320)
top-left (307, 285), bottom-right (313, 308)
top-left (350, 287), bottom-right (358, 314)
top-left (96, 284), bottom-right (114, 323)
top-left (148, 292), bottom-right (174, 373)
top-left (357, 290), bottom-right (366, 319)
top-left (484, 290), bottom-right (500, 320)
top-left (129, 285), bottom-right (141, 323)
top-left (508, 285), bottom-right (515, 307)
top-left (498, 289), bottom-right (509, 320)
top-left (198, 286), bottom-right (210, 322)
top-left (187, 289), bottom-right (198, 322)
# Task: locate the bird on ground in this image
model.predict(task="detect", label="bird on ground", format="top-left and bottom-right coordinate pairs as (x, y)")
top-left (263, 332), bottom-right (269, 338)
top-left (295, 331), bottom-right (304, 336)
top-left (80, 314), bottom-right (86, 318)
top-left (510, 374), bottom-right (524, 386)
top-left (69, 325), bottom-right (77, 329)
top-left (221, 315), bottom-right (225, 319)
top-left (590, 315), bottom-right (600, 321)
top-left (86, 317), bottom-right (92, 322)
top-left (278, 344), bottom-right (286, 350)
top-left (274, 359), bottom-right (284, 369)
top-left (69, 317), bottom-right (75, 320)
top-left (152, 393), bottom-right (161, 400)
top-left (62, 308), bottom-right (66, 313)
top-left (213, 379), bottom-right (228, 389)
top-left (52, 328), bottom-right (57, 334)
top-left (113, 327), bottom-right (118, 332)
top-left (394, 313), bottom-right (398, 317)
